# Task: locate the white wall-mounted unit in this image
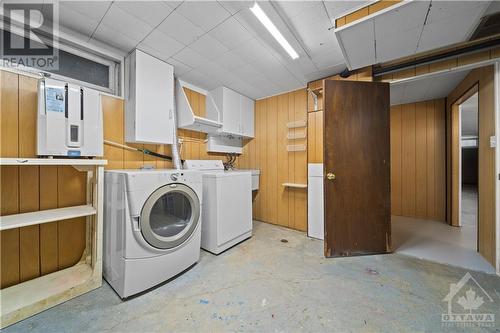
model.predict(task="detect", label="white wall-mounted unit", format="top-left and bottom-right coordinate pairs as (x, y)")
top-left (176, 80), bottom-right (222, 134)
top-left (37, 78), bottom-right (103, 157)
top-left (206, 135), bottom-right (243, 154)
top-left (334, 1), bottom-right (490, 70)
top-left (125, 49), bottom-right (174, 144)
top-left (209, 86), bottom-right (255, 138)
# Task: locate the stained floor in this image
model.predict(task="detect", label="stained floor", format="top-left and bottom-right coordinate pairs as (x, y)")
top-left (4, 221), bottom-right (500, 332)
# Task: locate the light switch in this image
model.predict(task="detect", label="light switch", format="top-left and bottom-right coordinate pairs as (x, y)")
top-left (490, 136), bottom-right (496, 148)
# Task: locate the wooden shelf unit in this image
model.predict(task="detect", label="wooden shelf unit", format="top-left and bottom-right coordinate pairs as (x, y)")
top-left (0, 158), bottom-right (106, 328)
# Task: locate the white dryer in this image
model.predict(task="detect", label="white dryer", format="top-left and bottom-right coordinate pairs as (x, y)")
top-left (103, 169), bottom-right (202, 298)
top-left (184, 160), bottom-right (253, 254)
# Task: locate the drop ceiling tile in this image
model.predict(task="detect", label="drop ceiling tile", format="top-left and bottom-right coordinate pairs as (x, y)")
top-left (114, 1), bottom-right (173, 27)
top-left (189, 34), bottom-right (229, 60)
top-left (172, 47), bottom-right (207, 69)
top-left (335, 19), bottom-right (375, 69)
top-left (136, 44), bottom-right (168, 62)
top-left (232, 38), bottom-right (270, 65)
top-left (416, 13), bottom-right (479, 53)
top-left (139, 29), bottom-right (185, 59)
top-left (176, 1), bottom-right (231, 32)
top-left (92, 24), bottom-right (137, 52)
top-left (211, 51), bottom-right (247, 71)
top-left (273, 1), bottom-right (320, 20)
top-left (375, 27), bottom-right (421, 63)
top-left (323, 1), bottom-right (370, 20)
top-left (425, 1), bottom-right (489, 25)
top-left (59, 1), bottom-right (112, 21)
top-left (180, 70), bottom-right (222, 91)
top-left (373, 1), bottom-right (430, 38)
top-left (278, 2), bottom-right (334, 54)
top-left (208, 17), bottom-right (253, 50)
top-left (217, 1), bottom-right (253, 15)
top-left (163, 1), bottom-right (183, 10)
top-left (311, 45), bottom-right (345, 69)
top-left (99, 4), bottom-right (152, 41)
top-left (59, 4), bottom-right (100, 38)
top-left (167, 57), bottom-right (192, 77)
top-left (156, 11), bottom-right (204, 45)
top-left (304, 62), bottom-right (348, 82)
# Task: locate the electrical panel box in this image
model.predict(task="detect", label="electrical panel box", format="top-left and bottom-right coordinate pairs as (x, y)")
top-left (37, 78), bottom-right (103, 157)
top-left (125, 49), bottom-right (174, 144)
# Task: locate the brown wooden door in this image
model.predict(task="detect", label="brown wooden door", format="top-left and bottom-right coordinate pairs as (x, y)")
top-left (323, 80), bottom-right (391, 257)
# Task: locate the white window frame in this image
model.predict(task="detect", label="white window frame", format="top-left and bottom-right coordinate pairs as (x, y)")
top-left (1, 19), bottom-right (123, 96)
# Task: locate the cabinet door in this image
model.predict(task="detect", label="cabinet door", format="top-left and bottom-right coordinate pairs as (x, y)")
top-left (222, 88), bottom-right (241, 135)
top-left (127, 50), bottom-right (174, 144)
top-left (240, 96), bottom-right (254, 137)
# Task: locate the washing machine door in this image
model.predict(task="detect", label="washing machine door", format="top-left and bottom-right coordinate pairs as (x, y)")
top-left (140, 183), bottom-right (200, 249)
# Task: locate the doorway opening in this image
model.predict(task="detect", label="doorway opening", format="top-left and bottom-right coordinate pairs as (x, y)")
top-left (389, 65), bottom-right (496, 274)
top-left (457, 91), bottom-right (479, 250)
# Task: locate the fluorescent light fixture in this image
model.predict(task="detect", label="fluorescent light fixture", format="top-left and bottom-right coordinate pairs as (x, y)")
top-left (250, 2), bottom-right (299, 60)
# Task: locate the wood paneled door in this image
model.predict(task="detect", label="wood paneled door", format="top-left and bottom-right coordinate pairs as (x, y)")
top-left (323, 80), bottom-right (391, 257)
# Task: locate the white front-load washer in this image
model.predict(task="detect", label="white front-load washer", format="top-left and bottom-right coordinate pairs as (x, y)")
top-left (103, 169), bottom-right (202, 298)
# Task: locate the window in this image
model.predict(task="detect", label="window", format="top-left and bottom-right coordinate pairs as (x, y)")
top-left (1, 29), bottom-right (121, 95)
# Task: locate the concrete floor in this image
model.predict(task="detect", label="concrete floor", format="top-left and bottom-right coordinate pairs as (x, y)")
top-left (5, 221), bottom-right (500, 332)
top-left (392, 184), bottom-right (495, 274)
top-left (461, 185), bottom-right (478, 227)
top-left (392, 216), bottom-right (494, 274)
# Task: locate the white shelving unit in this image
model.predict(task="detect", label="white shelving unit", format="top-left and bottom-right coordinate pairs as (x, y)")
top-left (0, 158), bottom-right (106, 329)
top-left (176, 79), bottom-right (222, 133)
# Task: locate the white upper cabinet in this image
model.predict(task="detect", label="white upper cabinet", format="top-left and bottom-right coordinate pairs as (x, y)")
top-left (240, 95), bottom-right (255, 138)
top-left (125, 49), bottom-right (174, 144)
top-left (209, 86), bottom-right (254, 138)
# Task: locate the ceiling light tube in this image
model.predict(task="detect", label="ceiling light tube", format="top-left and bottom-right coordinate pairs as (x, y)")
top-left (250, 2), bottom-right (299, 60)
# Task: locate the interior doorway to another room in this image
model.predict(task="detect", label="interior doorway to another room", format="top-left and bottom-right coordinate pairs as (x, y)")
top-left (458, 92), bottom-right (479, 250)
top-left (389, 65), bottom-right (496, 274)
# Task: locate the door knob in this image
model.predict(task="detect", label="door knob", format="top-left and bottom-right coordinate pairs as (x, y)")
top-left (326, 172), bottom-right (336, 180)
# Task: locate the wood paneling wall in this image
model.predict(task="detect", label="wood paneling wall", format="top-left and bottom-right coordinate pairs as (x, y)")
top-left (0, 71), bottom-right (236, 289)
top-left (0, 71), bottom-right (87, 288)
top-left (446, 66), bottom-right (496, 267)
top-left (390, 99), bottom-right (446, 221)
top-left (238, 89), bottom-right (308, 231)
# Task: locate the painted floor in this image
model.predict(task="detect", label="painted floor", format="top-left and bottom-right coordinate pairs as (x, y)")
top-left (5, 221), bottom-right (500, 333)
top-left (392, 213), bottom-right (494, 274)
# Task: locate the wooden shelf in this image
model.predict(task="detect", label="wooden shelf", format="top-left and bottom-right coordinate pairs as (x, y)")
top-left (282, 183), bottom-right (308, 189)
top-left (0, 263), bottom-right (97, 327)
top-left (287, 144), bottom-right (306, 152)
top-left (0, 158), bottom-right (107, 166)
top-left (286, 120), bottom-right (307, 129)
top-left (287, 132), bottom-right (306, 140)
top-left (0, 205), bottom-right (96, 231)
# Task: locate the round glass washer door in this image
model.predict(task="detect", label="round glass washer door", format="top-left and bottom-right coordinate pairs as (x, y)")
top-left (140, 183), bottom-right (200, 249)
